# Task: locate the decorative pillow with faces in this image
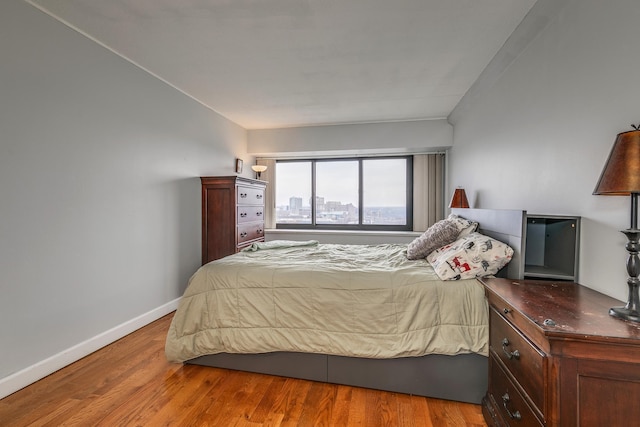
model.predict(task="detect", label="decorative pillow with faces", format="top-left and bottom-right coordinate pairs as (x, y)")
top-left (427, 232), bottom-right (514, 280)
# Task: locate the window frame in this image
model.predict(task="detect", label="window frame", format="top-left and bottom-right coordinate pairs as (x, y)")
top-left (275, 156), bottom-right (413, 231)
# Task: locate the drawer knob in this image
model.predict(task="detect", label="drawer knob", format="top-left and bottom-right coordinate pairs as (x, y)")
top-left (240, 212), bottom-right (247, 217)
top-left (256, 194), bottom-right (263, 199)
top-left (240, 193), bottom-right (247, 198)
top-left (256, 211), bottom-right (263, 216)
top-left (501, 338), bottom-right (521, 360)
top-left (501, 393), bottom-right (522, 420)
top-left (503, 308), bottom-right (511, 314)
top-left (240, 232), bottom-right (247, 238)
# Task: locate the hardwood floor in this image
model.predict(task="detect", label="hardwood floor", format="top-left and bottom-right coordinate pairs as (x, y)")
top-left (0, 313), bottom-right (487, 426)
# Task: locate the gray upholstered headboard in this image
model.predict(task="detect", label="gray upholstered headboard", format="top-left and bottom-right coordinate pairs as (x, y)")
top-left (451, 208), bottom-right (526, 280)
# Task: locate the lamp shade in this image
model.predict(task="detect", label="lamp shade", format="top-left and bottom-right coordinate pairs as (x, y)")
top-left (593, 130), bottom-right (640, 195)
top-left (449, 188), bottom-right (469, 208)
top-left (251, 164), bottom-right (268, 180)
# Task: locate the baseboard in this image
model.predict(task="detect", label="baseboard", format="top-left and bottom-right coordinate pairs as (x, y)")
top-left (0, 298), bottom-right (180, 400)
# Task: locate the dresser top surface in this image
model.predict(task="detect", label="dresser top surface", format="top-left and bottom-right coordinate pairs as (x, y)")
top-left (481, 278), bottom-right (640, 342)
top-left (201, 176), bottom-right (267, 187)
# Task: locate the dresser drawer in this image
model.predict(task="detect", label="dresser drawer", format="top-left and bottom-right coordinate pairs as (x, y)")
top-left (237, 222), bottom-right (264, 244)
top-left (237, 185), bottom-right (264, 205)
top-left (490, 308), bottom-right (546, 415)
top-left (489, 355), bottom-right (543, 427)
top-left (237, 206), bottom-right (264, 224)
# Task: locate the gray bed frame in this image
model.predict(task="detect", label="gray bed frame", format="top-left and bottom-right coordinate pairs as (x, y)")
top-left (186, 208), bottom-right (526, 404)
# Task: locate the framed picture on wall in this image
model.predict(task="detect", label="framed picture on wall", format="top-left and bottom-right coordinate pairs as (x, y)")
top-left (235, 158), bottom-right (243, 174)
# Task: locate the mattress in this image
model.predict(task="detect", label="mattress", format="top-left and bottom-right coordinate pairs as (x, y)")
top-left (165, 241), bottom-right (489, 363)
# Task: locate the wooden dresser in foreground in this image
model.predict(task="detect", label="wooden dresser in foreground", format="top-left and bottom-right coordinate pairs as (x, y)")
top-left (201, 176), bottom-right (266, 264)
top-left (480, 277), bottom-right (640, 427)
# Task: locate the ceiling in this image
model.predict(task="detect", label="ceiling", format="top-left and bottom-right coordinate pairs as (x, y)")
top-left (28, 0), bottom-right (537, 130)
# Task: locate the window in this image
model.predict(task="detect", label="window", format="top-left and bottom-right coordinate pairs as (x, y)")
top-left (275, 162), bottom-right (312, 225)
top-left (275, 157), bottom-right (413, 230)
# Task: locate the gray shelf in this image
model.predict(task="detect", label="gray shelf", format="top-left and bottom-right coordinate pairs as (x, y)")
top-left (523, 215), bottom-right (580, 281)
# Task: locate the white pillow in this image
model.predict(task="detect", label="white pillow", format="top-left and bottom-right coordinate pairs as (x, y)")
top-left (447, 213), bottom-right (478, 238)
top-left (427, 232), bottom-right (514, 280)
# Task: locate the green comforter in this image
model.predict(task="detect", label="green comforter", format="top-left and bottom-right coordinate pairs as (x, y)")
top-left (165, 241), bottom-right (488, 362)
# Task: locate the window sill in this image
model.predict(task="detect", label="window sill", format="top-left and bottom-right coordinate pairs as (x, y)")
top-left (265, 229), bottom-right (420, 245)
top-left (267, 229), bottom-right (419, 237)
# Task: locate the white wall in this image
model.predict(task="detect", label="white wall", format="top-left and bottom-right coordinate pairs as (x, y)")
top-left (248, 119), bottom-right (452, 157)
top-left (448, 0), bottom-right (640, 301)
top-left (0, 1), bottom-right (252, 396)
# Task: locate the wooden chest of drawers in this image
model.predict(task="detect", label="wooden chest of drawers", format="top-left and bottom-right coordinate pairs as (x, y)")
top-left (481, 278), bottom-right (640, 427)
top-left (201, 176), bottom-right (266, 264)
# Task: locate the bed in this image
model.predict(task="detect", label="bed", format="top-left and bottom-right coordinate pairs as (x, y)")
top-left (165, 208), bottom-right (526, 404)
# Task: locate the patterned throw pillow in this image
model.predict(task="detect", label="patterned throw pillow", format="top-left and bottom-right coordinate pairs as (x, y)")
top-left (427, 232), bottom-right (514, 280)
top-left (407, 219), bottom-right (459, 260)
top-left (447, 214), bottom-right (479, 237)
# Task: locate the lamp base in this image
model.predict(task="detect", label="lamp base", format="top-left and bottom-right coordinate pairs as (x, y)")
top-left (609, 306), bottom-right (640, 323)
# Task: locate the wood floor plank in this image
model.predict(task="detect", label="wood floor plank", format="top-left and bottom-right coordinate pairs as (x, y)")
top-left (244, 374), bottom-right (289, 424)
top-left (272, 377), bottom-right (314, 427)
top-left (99, 365), bottom-right (213, 426)
top-left (427, 397), bottom-right (470, 427)
top-left (0, 313), bottom-right (487, 426)
top-left (458, 401), bottom-right (488, 427)
top-left (150, 364), bottom-right (243, 426)
top-left (371, 389), bottom-right (397, 426)
top-left (409, 394), bottom-right (434, 427)
top-left (209, 371), bottom-right (273, 426)
top-left (364, 388), bottom-right (394, 427)
top-left (21, 398), bottom-right (81, 427)
top-left (345, 385), bottom-right (368, 426)
top-left (297, 381), bottom-right (338, 426)
top-left (329, 385), bottom-right (353, 426)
